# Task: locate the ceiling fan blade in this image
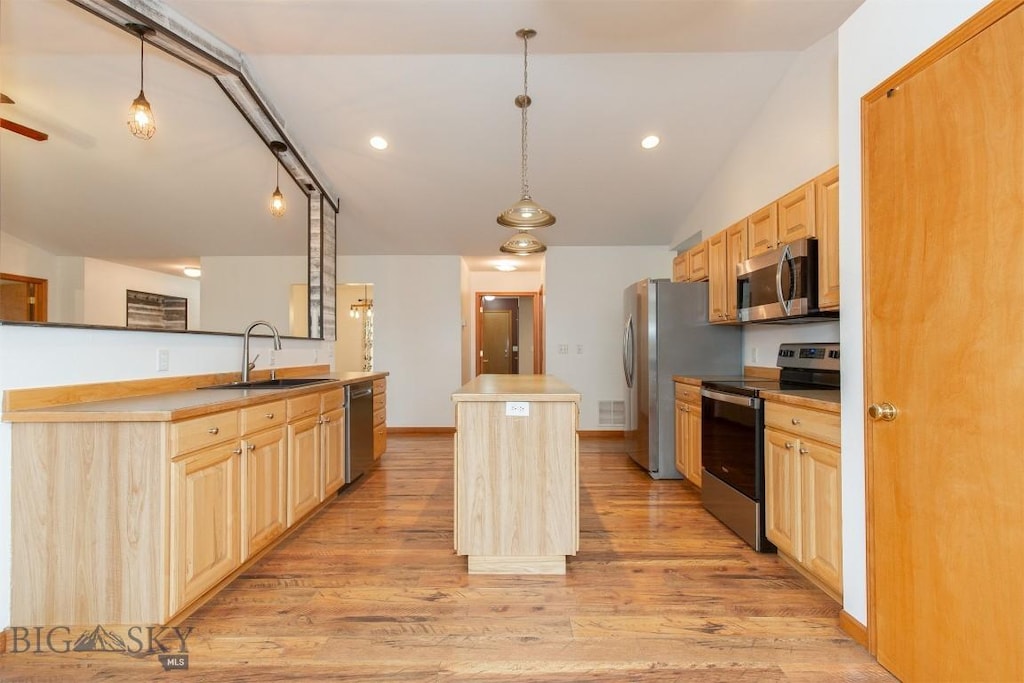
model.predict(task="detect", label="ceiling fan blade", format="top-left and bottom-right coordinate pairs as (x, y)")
top-left (0, 118), bottom-right (49, 141)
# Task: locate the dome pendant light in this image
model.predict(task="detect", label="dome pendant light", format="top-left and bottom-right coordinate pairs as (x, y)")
top-left (269, 141), bottom-right (287, 217)
top-left (496, 28), bottom-right (556, 230)
top-left (126, 24), bottom-right (156, 140)
top-left (500, 230), bottom-right (547, 255)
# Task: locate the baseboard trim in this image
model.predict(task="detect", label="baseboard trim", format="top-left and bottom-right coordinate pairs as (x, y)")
top-left (839, 610), bottom-right (869, 649)
top-left (578, 430), bottom-right (624, 439)
top-left (1, 627), bottom-right (7, 654)
top-left (388, 427), bottom-right (456, 435)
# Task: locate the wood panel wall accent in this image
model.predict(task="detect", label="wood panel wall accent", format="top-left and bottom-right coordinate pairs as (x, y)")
top-left (2, 365), bottom-right (331, 413)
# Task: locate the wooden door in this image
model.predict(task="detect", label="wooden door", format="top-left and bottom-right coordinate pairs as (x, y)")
top-left (0, 273), bottom-right (48, 322)
top-left (764, 429), bottom-right (800, 560)
top-left (287, 414), bottom-right (322, 525)
top-left (242, 426), bottom-right (287, 560)
top-left (674, 400), bottom-right (687, 476)
top-left (481, 310), bottom-right (512, 374)
top-left (800, 439), bottom-right (841, 596)
top-left (684, 403), bottom-right (702, 488)
top-left (169, 444), bottom-right (241, 614)
top-left (863, 4), bottom-right (1024, 679)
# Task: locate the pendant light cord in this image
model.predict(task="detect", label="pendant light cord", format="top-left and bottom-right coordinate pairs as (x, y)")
top-left (139, 34), bottom-right (146, 91)
top-left (520, 33), bottom-right (530, 198)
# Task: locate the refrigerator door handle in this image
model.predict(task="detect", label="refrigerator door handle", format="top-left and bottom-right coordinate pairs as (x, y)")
top-left (623, 314), bottom-right (635, 388)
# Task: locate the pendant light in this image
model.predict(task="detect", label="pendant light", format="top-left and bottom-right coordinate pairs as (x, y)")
top-left (500, 230), bottom-right (547, 255)
top-left (126, 24), bottom-right (156, 140)
top-left (269, 141), bottom-right (287, 217)
top-left (349, 285), bottom-right (373, 318)
top-left (496, 28), bottom-right (556, 230)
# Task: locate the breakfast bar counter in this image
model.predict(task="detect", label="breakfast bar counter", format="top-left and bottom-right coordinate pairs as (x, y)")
top-left (451, 374), bottom-right (581, 574)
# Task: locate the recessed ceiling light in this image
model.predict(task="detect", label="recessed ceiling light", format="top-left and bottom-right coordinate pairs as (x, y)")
top-left (369, 136), bottom-right (389, 150)
top-left (494, 261), bottom-right (518, 272)
top-left (182, 267), bottom-right (201, 278)
top-left (641, 135), bottom-right (660, 150)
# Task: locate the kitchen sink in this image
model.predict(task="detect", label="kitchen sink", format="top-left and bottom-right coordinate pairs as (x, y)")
top-left (199, 377), bottom-right (333, 390)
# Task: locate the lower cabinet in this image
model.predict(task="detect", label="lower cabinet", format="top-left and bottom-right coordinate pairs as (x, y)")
top-left (169, 442), bottom-right (241, 616)
top-left (764, 400), bottom-right (842, 599)
top-left (674, 382), bottom-right (703, 487)
top-left (287, 413), bottom-right (323, 525)
top-left (321, 388), bottom-right (346, 497)
top-left (372, 377), bottom-right (387, 459)
top-left (242, 425), bottom-right (288, 560)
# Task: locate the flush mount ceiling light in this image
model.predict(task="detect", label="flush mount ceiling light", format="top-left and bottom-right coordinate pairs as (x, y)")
top-left (496, 28), bottom-right (556, 230)
top-left (369, 135), bottom-right (389, 150)
top-left (269, 140), bottom-right (287, 217)
top-left (493, 261), bottom-right (518, 272)
top-left (126, 23), bottom-right (156, 140)
top-left (182, 266), bottom-right (201, 278)
top-left (641, 135), bottom-right (660, 150)
top-left (500, 230), bottom-right (547, 255)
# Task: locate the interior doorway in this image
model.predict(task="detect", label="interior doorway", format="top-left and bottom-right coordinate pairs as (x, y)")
top-left (0, 273), bottom-right (48, 322)
top-left (475, 291), bottom-right (543, 376)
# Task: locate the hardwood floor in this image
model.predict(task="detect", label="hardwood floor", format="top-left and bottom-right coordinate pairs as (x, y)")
top-left (0, 435), bottom-right (894, 681)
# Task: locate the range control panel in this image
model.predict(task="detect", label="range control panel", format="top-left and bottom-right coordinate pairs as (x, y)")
top-left (777, 343), bottom-right (840, 371)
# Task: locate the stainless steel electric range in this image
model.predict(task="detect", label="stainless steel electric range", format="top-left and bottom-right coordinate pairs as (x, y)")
top-left (699, 342), bottom-right (840, 552)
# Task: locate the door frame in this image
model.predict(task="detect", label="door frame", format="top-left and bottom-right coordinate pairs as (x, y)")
top-left (0, 272), bottom-right (48, 322)
top-left (475, 291), bottom-right (544, 376)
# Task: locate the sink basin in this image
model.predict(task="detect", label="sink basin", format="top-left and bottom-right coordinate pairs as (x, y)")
top-left (199, 377), bottom-right (333, 390)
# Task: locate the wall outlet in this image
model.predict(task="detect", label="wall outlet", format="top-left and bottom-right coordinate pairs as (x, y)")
top-left (505, 401), bottom-right (530, 417)
top-left (558, 344), bottom-right (569, 355)
top-left (157, 349), bottom-right (170, 372)
top-left (576, 344), bottom-right (584, 355)
top-left (751, 347), bottom-right (759, 363)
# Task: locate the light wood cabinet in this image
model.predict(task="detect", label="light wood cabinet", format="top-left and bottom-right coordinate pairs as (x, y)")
top-left (748, 202), bottom-right (779, 256)
top-left (764, 400), bottom-right (842, 599)
top-left (725, 219), bottom-right (748, 320)
top-left (321, 388), bottom-right (346, 497)
top-left (169, 440), bottom-right (241, 616)
top-left (707, 231), bottom-right (728, 322)
top-left (815, 166), bottom-right (840, 310)
top-left (671, 251), bottom-right (688, 283)
top-left (372, 377), bottom-right (387, 459)
top-left (673, 382), bottom-right (703, 487)
top-left (242, 423), bottom-right (287, 560)
top-left (778, 180), bottom-right (816, 244)
top-left (287, 413), bottom-right (322, 525)
top-left (687, 240), bottom-right (709, 281)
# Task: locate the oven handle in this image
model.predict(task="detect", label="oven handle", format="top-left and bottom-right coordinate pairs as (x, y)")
top-left (701, 388), bottom-right (759, 408)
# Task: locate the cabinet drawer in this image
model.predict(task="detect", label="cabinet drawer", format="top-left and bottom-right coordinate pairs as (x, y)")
top-left (287, 393), bottom-right (321, 420)
top-left (373, 407), bottom-right (386, 427)
top-left (240, 400), bottom-right (286, 434)
top-left (372, 392), bottom-right (386, 413)
top-left (172, 411), bottom-right (239, 456)
top-left (321, 387), bottom-right (344, 412)
top-left (372, 378), bottom-right (386, 395)
top-left (674, 382), bottom-right (701, 406)
top-left (765, 402), bottom-right (840, 445)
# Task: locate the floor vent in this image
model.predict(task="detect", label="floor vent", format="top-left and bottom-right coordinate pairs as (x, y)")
top-left (598, 400), bottom-right (625, 427)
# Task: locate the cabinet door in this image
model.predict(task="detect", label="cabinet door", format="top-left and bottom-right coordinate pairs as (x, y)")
top-left (815, 166), bottom-right (840, 310)
top-left (243, 426), bottom-right (287, 560)
top-left (764, 428), bottom-right (801, 559)
top-left (801, 440), bottom-right (842, 595)
top-left (687, 240), bottom-right (709, 281)
top-left (169, 443), bottom-right (241, 615)
top-left (671, 252), bottom-right (688, 283)
top-left (725, 219), bottom-right (748, 321)
top-left (321, 406), bottom-right (346, 496)
top-left (684, 403), bottom-right (702, 488)
top-left (748, 202), bottom-right (778, 256)
top-left (674, 400), bottom-right (687, 476)
top-left (707, 231), bottom-right (729, 323)
top-left (287, 414), bottom-right (322, 526)
top-left (778, 181), bottom-right (816, 243)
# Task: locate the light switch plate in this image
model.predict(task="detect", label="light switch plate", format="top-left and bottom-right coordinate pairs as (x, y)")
top-left (506, 401), bottom-right (529, 417)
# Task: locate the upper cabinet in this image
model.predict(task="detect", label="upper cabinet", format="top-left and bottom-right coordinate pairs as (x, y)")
top-left (815, 166), bottom-right (840, 310)
top-left (671, 252), bottom-right (689, 283)
top-left (748, 202), bottom-right (780, 257)
top-left (778, 181), bottom-right (817, 245)
top-left (671, 240), bottom-right (709, 284)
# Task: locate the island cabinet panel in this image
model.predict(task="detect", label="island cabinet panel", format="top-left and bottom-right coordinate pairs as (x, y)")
top-left (11, 421), bottom-right (167, 625)
top-left (452, 374), bottom-right (580, 575)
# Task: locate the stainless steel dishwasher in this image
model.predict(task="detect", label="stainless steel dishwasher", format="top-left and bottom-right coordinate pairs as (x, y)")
top-left (345, 381), bottom-right (374, 483)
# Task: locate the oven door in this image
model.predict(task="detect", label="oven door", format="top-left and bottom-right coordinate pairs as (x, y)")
top-left (700, 388), bottom-right (762, 500)
top-left (736, 238), bottom-right (818, 322)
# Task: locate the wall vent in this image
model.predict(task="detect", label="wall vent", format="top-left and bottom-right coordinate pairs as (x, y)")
top-left (598, 400), bottom-right (625, 427)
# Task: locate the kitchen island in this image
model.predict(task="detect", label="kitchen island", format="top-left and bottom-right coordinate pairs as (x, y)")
top-left (451, 374), bottom-right (580, 574)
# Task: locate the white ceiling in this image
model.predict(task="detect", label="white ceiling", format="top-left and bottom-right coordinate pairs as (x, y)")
top-left (0, 0), bottom-right (863, 275)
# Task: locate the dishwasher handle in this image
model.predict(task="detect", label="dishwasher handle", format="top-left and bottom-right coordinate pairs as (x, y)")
top-left (348, 386), bottom-right (373, 400)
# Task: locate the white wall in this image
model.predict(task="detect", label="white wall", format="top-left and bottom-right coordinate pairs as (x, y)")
top-left (544, 246), bottom-right (671, 430)
top-left (338, 255), bottom-right (463, 428)
top-left (1, 232), bottom-right (77, 322)
top-left (200, 255), bottom-right (307, 334)
top-left (836, 0), bottom-right (988, 625)
top-left (81, 258), bottom-right (200, 330)
top-left (0, 323), bottom-right (329, 629)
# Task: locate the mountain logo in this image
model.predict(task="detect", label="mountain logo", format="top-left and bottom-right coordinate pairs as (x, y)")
top-left (72, 625), bottom-right (128, 652)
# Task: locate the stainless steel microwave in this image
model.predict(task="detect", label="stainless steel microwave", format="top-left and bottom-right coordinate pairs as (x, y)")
top-left (736, 238), bottom-right (838, 323)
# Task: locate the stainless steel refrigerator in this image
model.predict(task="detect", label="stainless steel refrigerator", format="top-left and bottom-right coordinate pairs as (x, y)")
top-left (622, 278), bottom-right (742, 479)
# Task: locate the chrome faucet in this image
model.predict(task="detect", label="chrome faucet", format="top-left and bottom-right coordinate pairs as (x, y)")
top-left (241, 320), bottom-right (282, 383)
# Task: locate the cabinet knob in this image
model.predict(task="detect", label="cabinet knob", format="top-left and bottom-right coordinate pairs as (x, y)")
top-left (207, 427), bottom-right (220, 435)
top-left (322, 416), bottom-right (331, 423)
top-left (265, 412), bottom-right (274, 419)
top-left (784, 441), bottom-right (793, 449)
top-left (791, 417), bottom-right (801, 425)
top-left (799, 447), bottom-right (809, 454)
top-left (247, 443), bottom-right (256, 451)
top-left (232, 447), bottom-right (242, 455)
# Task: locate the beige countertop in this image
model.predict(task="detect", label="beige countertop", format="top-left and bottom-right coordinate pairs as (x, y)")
top-left (3, 371), bottom-right (387, 423)
top-left (452, 374), bottom-right (580, 403)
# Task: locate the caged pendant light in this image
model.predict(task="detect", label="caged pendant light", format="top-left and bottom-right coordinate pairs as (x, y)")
top-left (126, 23), bottom-right (156, 140)
top-left (496, 28), bottom-right (556, 230)
top-left (269, 141), bottom-right (287, 217)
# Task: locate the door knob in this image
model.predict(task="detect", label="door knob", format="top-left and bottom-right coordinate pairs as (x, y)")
top-left (868, 402), bottom-right (899, 421)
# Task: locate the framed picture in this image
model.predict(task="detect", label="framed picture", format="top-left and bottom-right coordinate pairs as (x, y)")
top-left (126, 290), bottom-right (188, 330)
